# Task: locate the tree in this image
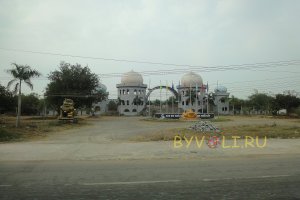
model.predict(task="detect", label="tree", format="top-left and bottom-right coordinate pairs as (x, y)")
top-left (274, 94), bottom-right (300, 115)
top-left (230, 95), bottom-right (244, 114)
top-left (45, 62), bottom-right (107, 112)
top-left (20, 93), bottom-right (40, 115)
top-left (132, 95), bottom-right (143, 113)
top-left (0, 84), bottom-right (15, 114)
top-left (185, 89), bottom-right (196, 105)
top-left (248, 93), bottom-right (274, 114)
top-left (152, 99), bottom-right (161, 106)
top-left (6, 63), bottom-right (41, 127)
top-left (107, 100), bottom-right (118, 111)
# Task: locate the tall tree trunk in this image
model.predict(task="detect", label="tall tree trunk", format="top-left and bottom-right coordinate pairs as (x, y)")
top-left (16, 80), bottom-right (21, 128)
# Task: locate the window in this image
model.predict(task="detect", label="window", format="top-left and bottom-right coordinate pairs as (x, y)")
top-left (220, 98), bottom-right (225, 103)
top-left (124, 109), bottom-right (129, 112)
top-left (182, 101), bottom-right (184, 105)
top-left (132, 109), bottom-right (137, 112)
top-left (127, 100), bottom-right (129, 105)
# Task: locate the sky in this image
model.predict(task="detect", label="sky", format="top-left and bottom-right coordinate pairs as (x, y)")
top-left (0, 0), bottom-right (299, 100)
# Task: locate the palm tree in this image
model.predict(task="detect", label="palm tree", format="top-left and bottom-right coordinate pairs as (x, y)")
top-left (7, 63), bottom-right (41, 127)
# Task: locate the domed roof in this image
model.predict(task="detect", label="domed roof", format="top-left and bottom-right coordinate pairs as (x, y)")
top-left (96, 83), bottom-right (107, 92)
top-left (181, 71), bottom-right (203, 87)
top-left (214, 85), bottom-right (227, 93)
top-left (121, 70), bottom-right (143, 85)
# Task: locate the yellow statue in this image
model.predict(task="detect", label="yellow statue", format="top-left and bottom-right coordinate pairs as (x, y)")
top-left (181, 109), bottom-right (197, 119)
top-left (59, 98), bottom-right (77, 120)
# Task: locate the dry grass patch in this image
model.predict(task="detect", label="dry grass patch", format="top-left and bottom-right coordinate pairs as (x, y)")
top-left (0, 116), bottom-right (88, 142)
top-left (132, 124), bottom-right (300, 142)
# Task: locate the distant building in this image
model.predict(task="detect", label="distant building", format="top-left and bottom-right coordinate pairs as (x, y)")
top-left (92, 83), bottom-right (109, 114)
top-left (213, 85), bottom-right (230, 115)
top-left (116, 70), bottom-right (147, 116)
top-left (113, 70), bottom-right (231, 116)
top-left (177, 72), bottom-right (207, 113)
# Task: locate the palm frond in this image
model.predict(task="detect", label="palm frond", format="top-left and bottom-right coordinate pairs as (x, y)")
top-left (13, 83), bottom-right (19, 95)
top-left (24, 79), bottom-right (33, 90)
top-left (7, 78), bottom-right (17, 89)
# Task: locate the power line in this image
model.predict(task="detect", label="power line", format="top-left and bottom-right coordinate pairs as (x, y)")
top-left (1, 47), bottom-right (299, 70)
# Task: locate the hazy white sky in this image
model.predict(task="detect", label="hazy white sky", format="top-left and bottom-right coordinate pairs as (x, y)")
top-left (0, 0), bottom-right (299, 99)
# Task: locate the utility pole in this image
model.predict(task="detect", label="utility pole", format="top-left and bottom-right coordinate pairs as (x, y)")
top-left (172, 95), bottom-right (174, 113)
top-left (160, 80), bottom-right (162, 113)
top-left (189, 84), bottom-right (192, 109)
top-left (148, 79), bottom-right (151, 117)
top-left (233, 97), bottom-right (235, 115)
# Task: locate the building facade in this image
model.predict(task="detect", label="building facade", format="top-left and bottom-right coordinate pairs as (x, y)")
top-left (213, 85), bottom-right (230, 115)
top-left (116, 70), bottom-right (147, 116)
top-left (177, 72), bottom-right (208, 113)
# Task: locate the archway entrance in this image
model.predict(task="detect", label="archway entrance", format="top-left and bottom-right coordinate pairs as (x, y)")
top-left (146, 86), bottom-right (178, 100)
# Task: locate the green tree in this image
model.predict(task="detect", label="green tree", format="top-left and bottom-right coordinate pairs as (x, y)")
top-left (45, 62), bottom-right (106, 112)
top-left (6, 63), bottom-right (41, 127)
top-left (185, 89), bottom-right (197, 105)
top-left (230, 95), bottom-right (244, 114)
top-left (248, 93), bottom-right (274, 114)
top-left (152, 99), bottom-right (161, 106)
top-left (20, 93), bottom-right (40, 115)
top-left (274, 94), bottom-right (300, 115)
top-left (107, 100), bottom-right (118, 111)
top-left (0, 84), bottom-right (15, 114)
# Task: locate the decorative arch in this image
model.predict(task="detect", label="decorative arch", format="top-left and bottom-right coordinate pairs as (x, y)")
top-left (146, 86), bottom-right (178, 100)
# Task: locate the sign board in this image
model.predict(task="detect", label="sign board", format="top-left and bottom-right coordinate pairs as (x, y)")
top-left (154, 113), bottom-right (214, 119)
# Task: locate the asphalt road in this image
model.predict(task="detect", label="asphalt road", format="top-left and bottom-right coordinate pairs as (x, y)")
top-left (1, 117), bottom-right (300, 199)
top-left (1, 155), bottom-right (300, 200)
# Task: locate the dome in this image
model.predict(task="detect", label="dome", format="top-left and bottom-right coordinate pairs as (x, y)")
top-left (97, 83), bottom-right (107, 92)
top-left (181, 71), bottom-right (203, 87)
top-left (121, 70), bottom-right (143, 85)
top-left (214, 85), bottom-right (227, 93)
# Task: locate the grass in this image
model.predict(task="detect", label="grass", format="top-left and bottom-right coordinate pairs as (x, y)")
top-left (132, 124), bottom-right (300, 142)
top-left (211, 117), bottom-right (232, 122)
top-left (141, 116), bottom-right (233, 123)
top-left (0, 128), bottom-right (21, 141)
top-left (0, 116), bottom-right (88, 142)
top-left (140, 118), bottom-right (185, 122)
top-left (220, 124), bottom-right (300, 139)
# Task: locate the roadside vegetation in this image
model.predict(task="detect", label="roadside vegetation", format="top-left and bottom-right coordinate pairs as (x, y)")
top-left (0, 116), bottom-right (88, 142)
top-left (133, 118), bottom-right (300, 142)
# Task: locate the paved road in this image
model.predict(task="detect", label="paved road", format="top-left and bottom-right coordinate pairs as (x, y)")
top-left (1, 117), bottom-right (300, 199)
top-left (1, 155), bottom-right (300, 199)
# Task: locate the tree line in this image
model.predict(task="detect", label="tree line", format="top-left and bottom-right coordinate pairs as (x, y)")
top-left (2, 62), bottom-right (108, 127)
top-left (1, 61), bottom-right (300, 127)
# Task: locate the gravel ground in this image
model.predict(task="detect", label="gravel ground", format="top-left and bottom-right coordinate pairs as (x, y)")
top-left (0, 116), bottom-right (299, 161)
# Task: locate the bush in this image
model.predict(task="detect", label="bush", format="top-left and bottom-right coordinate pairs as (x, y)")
top-left (0, 128), bottom-right (20, 141)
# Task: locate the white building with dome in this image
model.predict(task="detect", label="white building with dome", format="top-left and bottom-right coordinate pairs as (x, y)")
top-left (177, 71), bottom-right (207, 113)
top-left (213, 85), bottom-right (230, 115)
top-left (116, 70), bottom-right (147, 116)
